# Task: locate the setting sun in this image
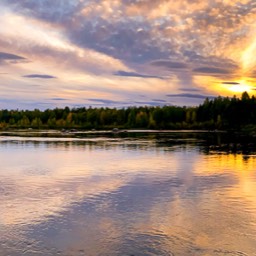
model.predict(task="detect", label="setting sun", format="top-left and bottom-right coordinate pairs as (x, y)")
top-left (228, 79), bottom-right (253, 94)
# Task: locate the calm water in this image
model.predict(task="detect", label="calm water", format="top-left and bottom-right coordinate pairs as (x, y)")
top-left (1, 132), bottom-right (256, 256)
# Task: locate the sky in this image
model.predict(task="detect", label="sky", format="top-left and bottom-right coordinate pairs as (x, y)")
top-left (1, 0), bottom-right (256, 109)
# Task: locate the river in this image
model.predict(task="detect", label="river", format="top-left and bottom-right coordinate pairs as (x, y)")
top-left (0, 131), bottom-right (256, 255)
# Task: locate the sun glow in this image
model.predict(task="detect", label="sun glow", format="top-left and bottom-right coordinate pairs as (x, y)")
top-left (242, 37), bottom-right (256, 73)
top-left (227, 80), bottom-right (253, 93)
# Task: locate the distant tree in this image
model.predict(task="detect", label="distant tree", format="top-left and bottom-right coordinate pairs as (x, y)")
top-left (135, 111), bottom-right (148, 128)
top-left (241, 91), bottom-right (250, 101)
top-left (31, 117), bottom-right (42, 128)
top-left (0, 91), bottom-right (255, 130)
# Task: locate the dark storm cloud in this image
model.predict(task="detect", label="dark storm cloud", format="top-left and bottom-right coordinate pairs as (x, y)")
top-left (114, 70), bottom-right (162, 79)
top-left (166, 93), bottom-right (216, 100)
top-left (23, 74), bottom-right (57, 79)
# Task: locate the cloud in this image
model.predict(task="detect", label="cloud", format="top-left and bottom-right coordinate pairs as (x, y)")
top-left (0, 51), bottom-right (27, 65)
top-left (66, 21), bottom-right (168, 63)
top-left (151, 99), bottom-right (167, 102)
top-left (0, 11), bottom-right (128, 76)
top-left (1, 0), bottom-right (256, 108)
top-left (166, 93), bottom-right (216, 100)
top-left (0, 1), bottom-right (247, 72)
top-left (134, 101), bottom-right (168, 106)
top-left (184, 51), bottom-right (239, 70)
top-left (114, 70), bottom-right (162, 79)
top-left (151, 60), bottom-right (188, 69)
top-left (1, 0), bottom-right (83, 24)
top-left (179, 88), bottom-right (201, 92)
top-left (88, 99), bottom-right (125, 105)
top-left (193, 67), bottom-right (232, 75)
top-left (23, 74), bottom-right (57, 79)
top-left (50, 98), bottom-right (66, 101)
top-left (87, 98), bottom-right (169, 107)
top-left (0, 52), bottom-right (25, 60)
top-left (221, 82), bottom-right (240, 85)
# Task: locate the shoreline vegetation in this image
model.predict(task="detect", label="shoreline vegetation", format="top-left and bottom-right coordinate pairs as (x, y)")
top-left (0, 92), bottom-right (256, 134)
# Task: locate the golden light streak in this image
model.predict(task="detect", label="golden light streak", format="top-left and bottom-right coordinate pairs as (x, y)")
top-left (242, 37), bottom-right (256, 73)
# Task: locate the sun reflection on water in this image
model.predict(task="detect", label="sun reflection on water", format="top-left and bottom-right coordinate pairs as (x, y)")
top-left (0, 135), bottom-right (256, 255)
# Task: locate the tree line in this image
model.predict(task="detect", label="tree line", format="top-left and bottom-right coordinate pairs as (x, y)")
top-left (0, 92), bottom-right (255, 130)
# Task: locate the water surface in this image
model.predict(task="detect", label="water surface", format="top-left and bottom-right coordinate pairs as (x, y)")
top-left (1, 132), bottom-right (256, 255)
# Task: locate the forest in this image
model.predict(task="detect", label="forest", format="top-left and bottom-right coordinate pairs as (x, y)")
top-left (0, 92), bottom-right (255, 131)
